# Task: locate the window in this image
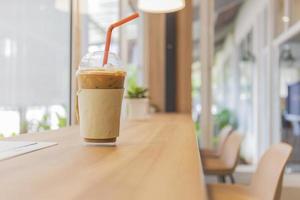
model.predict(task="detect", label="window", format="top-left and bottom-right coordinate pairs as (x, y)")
top-left (120, 1), bottom-right (144, 86)
top-left (279, 41), bottom-right (300, 167)
top-left (82, 0), bottom-right (120, 54)
top-left (80, 0), bottom-right (144, 85)
top-left (0, 0), bottom-right (144, 138)
top-left (0, 0), bottom-right (71, 137)
top-left (192, 0), bottom-right (201, 132)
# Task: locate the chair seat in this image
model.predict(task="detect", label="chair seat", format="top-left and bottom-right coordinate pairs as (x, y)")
top-left (200, 148), bottom-right (219, 158)
top-left (203, 158), bottom-right (232, 175)
top-left (208, 184), bottom-right (258, 200)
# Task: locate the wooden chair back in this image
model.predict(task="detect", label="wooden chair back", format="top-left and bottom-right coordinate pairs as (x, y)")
top-left (250, 143), bottom-right (292, 200)
top-left (216, 125), bottom-right (233, 156)
top-left (220, 131), bottom-right (243, 169)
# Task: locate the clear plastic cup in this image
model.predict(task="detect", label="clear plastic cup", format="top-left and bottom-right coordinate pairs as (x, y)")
top-left (77, 51), bottom-right (126, 89)
top-left (76, 51), bottom-right (126, 143)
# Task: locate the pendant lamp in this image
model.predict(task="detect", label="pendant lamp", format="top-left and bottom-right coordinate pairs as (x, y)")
top-left (138, 0), bottom-right (185, 13)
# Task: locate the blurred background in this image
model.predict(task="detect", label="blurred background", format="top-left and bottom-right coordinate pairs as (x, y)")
top-left (1, 0), bottom-right (300, 172)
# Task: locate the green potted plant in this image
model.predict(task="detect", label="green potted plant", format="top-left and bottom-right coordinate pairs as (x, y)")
top-left (125, 82), bottom-right (149, 120)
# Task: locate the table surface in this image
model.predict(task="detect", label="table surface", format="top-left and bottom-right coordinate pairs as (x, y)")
top-left (0, 114), bottom-right (207, 200)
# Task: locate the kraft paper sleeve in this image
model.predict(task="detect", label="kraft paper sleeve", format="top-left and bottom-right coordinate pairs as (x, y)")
top-left (78, 89), bottom-right (124, 140)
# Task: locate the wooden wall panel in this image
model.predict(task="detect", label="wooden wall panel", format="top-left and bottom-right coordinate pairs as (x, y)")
top-left (176, 0), bottom-right (193, 113)
top-left (144, 14), bottom-right (166, 112)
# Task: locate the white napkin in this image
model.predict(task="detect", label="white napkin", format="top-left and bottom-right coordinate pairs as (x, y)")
top-left (0, 141), bottom-right (57, 161)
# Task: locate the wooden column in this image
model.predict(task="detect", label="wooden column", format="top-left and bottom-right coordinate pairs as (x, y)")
top-left (71, 0), bottom-right (82, 125)
top-left (176, 0), bottom-right (193, 113)
top-left (200, 0), bottom-right (214, 148)
top-left (144, 14), bottom-right (166, 112)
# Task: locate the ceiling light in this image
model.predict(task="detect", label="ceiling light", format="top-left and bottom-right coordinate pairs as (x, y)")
top-left (138, 0), bottom-right (185, 13)
top-left (282, 16), bottom-right (290, 23)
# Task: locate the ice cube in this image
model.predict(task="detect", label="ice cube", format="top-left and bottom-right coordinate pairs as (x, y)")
top-left (104, 63), bottom-right (115, 70)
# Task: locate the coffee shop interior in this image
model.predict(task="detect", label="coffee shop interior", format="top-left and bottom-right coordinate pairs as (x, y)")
top-left (1, 0), bottom-right (300, 200)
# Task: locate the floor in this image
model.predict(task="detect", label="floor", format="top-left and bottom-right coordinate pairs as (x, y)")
top-left (205, 165), bottom-right (300, 200)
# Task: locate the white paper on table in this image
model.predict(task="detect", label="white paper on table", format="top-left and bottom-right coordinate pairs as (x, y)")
top-left (0, 141), bottom-right (57, 161)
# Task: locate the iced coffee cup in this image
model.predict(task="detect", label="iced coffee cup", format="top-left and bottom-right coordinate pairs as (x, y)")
top-left (77, 12), bottom-right (139, 143)
top-left (76, 51), bottom-right (126, 143)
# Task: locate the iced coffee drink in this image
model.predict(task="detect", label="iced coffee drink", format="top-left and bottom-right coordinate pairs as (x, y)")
top-left (77, 52), bottom-right (125, 143)
top-left (77, 12), bottom-right (138, 144)
top-left (77, 69), bottom-right (126, 89)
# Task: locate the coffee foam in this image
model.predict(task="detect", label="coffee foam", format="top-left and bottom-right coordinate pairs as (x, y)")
top-left (77, 68), bottom-right (126, 76)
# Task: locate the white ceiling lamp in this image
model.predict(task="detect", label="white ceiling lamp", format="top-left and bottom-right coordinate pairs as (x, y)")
top-left (138, 0), bottom-right (185, 13)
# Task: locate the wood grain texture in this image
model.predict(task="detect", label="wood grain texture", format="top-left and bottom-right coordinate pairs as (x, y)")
top-left (71, 0), bottom-right (82, 125)
top-left (208, 184), bottom-right (258, 200)
top-left (144, 14), bottom-right (166, 112)
top-left (176, 0), bottom-right (193, 113)
top-left (0, 114), bottom-right (207, 200)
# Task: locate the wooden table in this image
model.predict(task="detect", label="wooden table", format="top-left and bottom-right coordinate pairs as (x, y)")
top-left (0, 114), bottom-right (207, 200)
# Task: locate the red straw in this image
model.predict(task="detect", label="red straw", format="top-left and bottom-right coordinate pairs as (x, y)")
top-left (102, 12), bottom-right (139, 66)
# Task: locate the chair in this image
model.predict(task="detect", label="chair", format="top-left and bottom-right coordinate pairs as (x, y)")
top-left (208, 143), bottom-right (292, 200)
top-left (203, 131), bottom-right (243, 183)
top-left (200, 125), bottom-right (233, 158)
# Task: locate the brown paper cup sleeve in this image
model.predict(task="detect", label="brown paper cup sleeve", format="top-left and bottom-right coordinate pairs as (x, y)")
top-left (78, 89), bottom-right (124, 140)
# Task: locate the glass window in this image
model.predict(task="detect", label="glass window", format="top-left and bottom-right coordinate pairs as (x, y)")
top-left (0, 0), bottom-right (71, 137)
top-left (81, 0), bottom-right (143, 84)
top-left (237, 32), bottom-right (254, 136)
top-left (120, 1), bottom-right (144, 86)
top-left (192, 0), bottom-right (201, 134)
top-left (279, 41), bottom-right (300, 168)
top-left (82, 0), bottom-right (120, 54)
